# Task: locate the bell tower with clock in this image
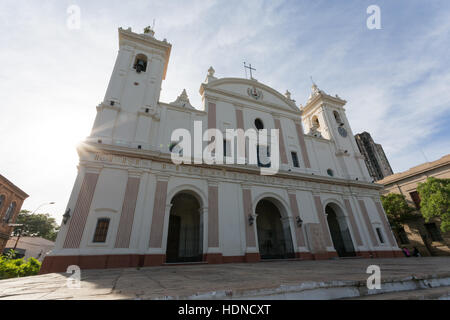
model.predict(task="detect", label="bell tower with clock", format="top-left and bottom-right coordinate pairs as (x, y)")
top-left (301, 84), bottom-right (371, 181)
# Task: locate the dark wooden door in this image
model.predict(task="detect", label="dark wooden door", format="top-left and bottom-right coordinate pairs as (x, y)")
top-left (166, 215), bottom-right (181, 263)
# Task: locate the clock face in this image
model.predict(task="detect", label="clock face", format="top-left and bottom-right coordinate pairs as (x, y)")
top-left (338, 126), bottom-right (347, 137)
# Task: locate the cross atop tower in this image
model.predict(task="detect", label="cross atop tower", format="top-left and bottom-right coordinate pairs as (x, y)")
top-left (243, 62), bottom-right (256, 80)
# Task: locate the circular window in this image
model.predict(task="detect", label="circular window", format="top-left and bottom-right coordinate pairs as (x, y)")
top-left (327, 169), bottom-right (334, 177)
top-left (254, 118), bottom-right (264, 130)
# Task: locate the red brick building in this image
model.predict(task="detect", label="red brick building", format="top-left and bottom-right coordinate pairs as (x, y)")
top-left (0, 174), bottom-right (28, 253)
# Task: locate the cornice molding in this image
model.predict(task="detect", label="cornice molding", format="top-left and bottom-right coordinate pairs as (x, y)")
top-left (96, 103), bottom-right (121, 113)
top-left (77, 142), bottom-right (383, 192)
top-left (158, 102), bottom-right (206, 115)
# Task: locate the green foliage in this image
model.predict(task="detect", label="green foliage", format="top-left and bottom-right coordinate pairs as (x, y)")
top-left (417, 177), bottom-right (450, 232)
top-left (14, 210), bottom-right (59, 241)
top-left (0, 250), bottom-right (41, 279)
top-left (3, 249), bottom-right (16, 260)
top-left (380, 193), bottom-right (415, 230)
top-left (143, 26), bottom-right (151, 34)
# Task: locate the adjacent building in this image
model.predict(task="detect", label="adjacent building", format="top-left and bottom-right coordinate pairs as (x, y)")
top-left (40, 27), bottom-right (401, 274)
top-left (355, 132), bottom-right (393, 181)
top-left (0, 174), bottom-right (29, 253)
top-left (379, 154), bottom-right (450, 256)
top-left (4, 237), bottom-right (55, 262)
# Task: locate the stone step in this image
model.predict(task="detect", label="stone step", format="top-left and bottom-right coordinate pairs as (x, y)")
top-left (204, 275), bottom-right (450, 300)
top-left (346, 286), bottom-right (450, 300)
top-left (2, 257), bottom-right (450, 300)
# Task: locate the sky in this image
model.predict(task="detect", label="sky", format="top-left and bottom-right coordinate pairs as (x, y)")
top-left (1, 0), bottom-right (449, 221)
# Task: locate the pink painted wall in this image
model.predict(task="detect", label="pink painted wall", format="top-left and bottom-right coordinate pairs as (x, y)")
top-left (63, 172), bottom-right (99, 248)
top-left (148, 180), bottom-right (168, 248)
top-left (115, 177), bottom-right (140, 248)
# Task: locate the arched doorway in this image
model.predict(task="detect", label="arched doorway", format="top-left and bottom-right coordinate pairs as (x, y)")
top-left (325, 203), bottom-right (355, 257)
top-left (255, 199), bottom-right (295, 259)
top-left (166, 192), bottom-right (203, 263)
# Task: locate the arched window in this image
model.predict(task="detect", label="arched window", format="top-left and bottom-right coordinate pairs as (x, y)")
top-left (333, 111), bottom-right (342, 124)
top-left (133, 54), bottom-right (148, 73)
top-left (254, 118), bottom-right (264, 130)
top-left (326, 168), bottom-right (334, 177)
top-left (93, 218), bottom-right (110, 243)
top-left (312, 116), bottom-right (320, 128)
top-left (3, 202), bottom-right (16, 223)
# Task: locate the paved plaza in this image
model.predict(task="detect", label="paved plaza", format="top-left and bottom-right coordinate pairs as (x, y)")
top-left (0, 257), bottom-right (449, 300)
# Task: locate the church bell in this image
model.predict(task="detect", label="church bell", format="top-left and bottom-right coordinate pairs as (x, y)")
top-left (135, 59), bottom-right (146, 73)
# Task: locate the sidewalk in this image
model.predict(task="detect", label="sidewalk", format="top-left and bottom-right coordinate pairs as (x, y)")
top-left (0, 257), bottom-right (449, 300)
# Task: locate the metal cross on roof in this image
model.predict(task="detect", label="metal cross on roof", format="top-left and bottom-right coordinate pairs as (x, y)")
top-left (243, 62), bottom-right (256, 79)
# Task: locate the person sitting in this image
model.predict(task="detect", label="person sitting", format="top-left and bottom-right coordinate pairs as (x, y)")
top-left (412, 247), bottom-right (421, 257)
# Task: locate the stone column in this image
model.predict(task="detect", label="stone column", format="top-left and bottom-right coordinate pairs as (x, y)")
top-left (53, 165), bottom-right (86, 251)
top-left (313, 194), bottom-right (333, 248)
top-left (235, 106), bottom-right (246, 163)
top-left (308, 193), bottom-right (336, 259)
top-left (145, 175), bottom-right (169, 266)
top-left (114, 170), bottom-right (141, 248)
top-left (272, 114), bottom-right (288, 165)
top-left (280, 215), bottom-right (296, 256)
top-left (287, 191), bottom-right (309, 258)
top-left (294, 119), bottom-right (311, 168)
top-left (343, 197), bottom-right (363, 248)
top-left (241, 184), bottom-right (259, 262)
top-left (205, 181), bottom-right (223, 263)
top-left (357, 198), bottom-right (379, 248)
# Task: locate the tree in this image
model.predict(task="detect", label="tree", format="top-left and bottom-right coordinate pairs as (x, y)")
top-left (13, 210), bottom-right (59, 241)
top-left (380, 193), bottom-right (415, 231)
top-left (417, 177), bottom-right (450, 232)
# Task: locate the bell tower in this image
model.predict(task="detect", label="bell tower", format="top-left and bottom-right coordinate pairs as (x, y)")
top-left (301, 84), bottom-right (371, 181)
top-left (89, 27), bottom-right (171, 148)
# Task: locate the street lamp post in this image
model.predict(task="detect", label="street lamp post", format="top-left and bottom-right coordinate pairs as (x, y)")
top-left (12, 224), bottom-right (23, 251)
top-left (9, 201), bottom-right (56, 253)
top-left (31, 202), bottom-right (56, 215)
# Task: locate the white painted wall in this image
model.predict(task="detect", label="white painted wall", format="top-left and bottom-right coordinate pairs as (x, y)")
top-left (52, 28), bottom-right (398, 259)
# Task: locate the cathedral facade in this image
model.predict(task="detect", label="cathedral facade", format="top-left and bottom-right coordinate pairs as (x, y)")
top-left (40, 27), bottom-right (402, 273)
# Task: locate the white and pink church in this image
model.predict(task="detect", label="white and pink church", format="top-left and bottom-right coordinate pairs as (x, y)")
top-left (40, 27), bottom-right (402, 273)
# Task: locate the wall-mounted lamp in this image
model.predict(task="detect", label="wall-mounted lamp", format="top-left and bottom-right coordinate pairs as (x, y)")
top-left (62, 208), bottom-right (71, 225)
top-left (296, 216), bottom-right (303, 228)
top-left (248, 214), bottom-right (254, 226)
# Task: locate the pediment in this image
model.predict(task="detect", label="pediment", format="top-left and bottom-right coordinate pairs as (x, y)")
top-left (203, 78), bottom-right (300, 113)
